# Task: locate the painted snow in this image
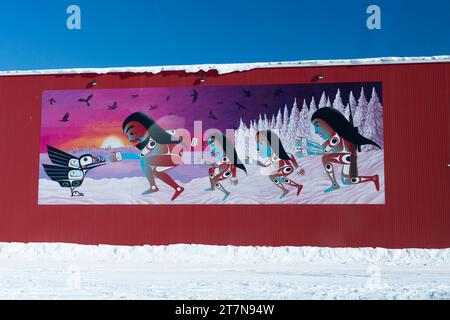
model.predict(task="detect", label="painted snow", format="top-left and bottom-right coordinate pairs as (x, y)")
top-left (0, 243), bottom-right (449, 300)
top-left (39, 150), bottom-right (384, 205)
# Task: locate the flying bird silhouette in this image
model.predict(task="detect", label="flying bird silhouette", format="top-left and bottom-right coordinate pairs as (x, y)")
top-left (48, 98), bottom-right (56, 105)
top-left (78, 94), bottom-right (93, 106)
top-left (208, 111), bottom-right (218, 120)
top-left (60, 113), bottom-right (70, 122)
top-left (274, 89), bottom-right (284, 97)
top-left (148, 105), bottom-right (158, 111)
top-left (108, 102), bottom-right (118, 111)
top-left (191, 89), bottom-right (199, 103)
top-left (236, 102), bottom-right (247, 110)
top-left (131, 94), bottom-right (139, 99)
top-left (243, 90), bottom-right (252, 97)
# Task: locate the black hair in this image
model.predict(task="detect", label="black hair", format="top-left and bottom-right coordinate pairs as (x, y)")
top-left (311, 107), bottom-right (381, 149)
top-left (122, 112), bottom-right (181, 149)
top-left (210, 133), bottom-right (247, 174)
top-left (256, 130), bottom-right (291, 161)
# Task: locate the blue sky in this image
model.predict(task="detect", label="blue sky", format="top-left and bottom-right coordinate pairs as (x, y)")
top-left (0, 0), bottom-right (449, 70)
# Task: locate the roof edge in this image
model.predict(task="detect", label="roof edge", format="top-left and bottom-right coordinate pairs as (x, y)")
top-left (1, 55), bottom-right (449, 77)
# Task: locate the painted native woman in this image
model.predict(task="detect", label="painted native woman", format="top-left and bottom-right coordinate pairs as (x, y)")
top-left (118, 112), bottom-right (185, 201)
top-left (311, 107), bottom-right (380, 193)
top-left (256, 130), bottom-right (305, 199)
top-left (203, 132), bottom-right (247, 200)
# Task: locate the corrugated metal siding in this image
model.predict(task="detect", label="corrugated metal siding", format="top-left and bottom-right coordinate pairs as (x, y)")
top-left (0, 62), bottom-right (448, 248)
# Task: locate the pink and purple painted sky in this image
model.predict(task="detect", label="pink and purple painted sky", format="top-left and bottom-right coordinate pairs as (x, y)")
top-left (40, 82), bottom-right (381, 153)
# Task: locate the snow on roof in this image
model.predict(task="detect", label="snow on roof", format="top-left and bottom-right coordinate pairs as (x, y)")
top-left (1, 55), bottom-right (449, 77)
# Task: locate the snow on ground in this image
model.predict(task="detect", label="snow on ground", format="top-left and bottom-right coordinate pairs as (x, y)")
top-left (38, 151), bottom-right (384, 205)
top-left (0, 243), bottom-right (448, 300)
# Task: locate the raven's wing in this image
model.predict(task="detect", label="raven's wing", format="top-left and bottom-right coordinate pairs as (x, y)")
top-left (42, 164), bottom-right (71, 181)
top-left (47, 145), bottom-right (76, 167)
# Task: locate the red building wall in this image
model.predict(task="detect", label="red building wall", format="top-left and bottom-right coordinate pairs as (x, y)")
top-left (0, 62), bottom-right (448, 248)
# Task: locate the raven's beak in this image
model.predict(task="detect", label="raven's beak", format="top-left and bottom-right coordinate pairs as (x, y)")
top-left (86, 156), bottom-right (106, 169)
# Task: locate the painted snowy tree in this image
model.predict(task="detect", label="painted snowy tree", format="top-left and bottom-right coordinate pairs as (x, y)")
top-left (355, 87), bottom-right (369, 135)
top-left (349, 91), bottom-right (357, 124)
top-left (248, 120), bottom-right (258, 163)
top-left (275, 109), bottom-right (282, 130)
top-left (285, 98), bottom-right (300, 153)
top-left (326, 96), bottom-right (332, 108)
top-left (333, 89), bottom-right (346, 116)
top-left (281, 104), bottom-right (290, 139)
top-left (257, 115), bottom-right (263, 130)
top-left (318, 91), bottom-right (327, 109)
top-left (298, 99), bottom-right (309, 136)
top-left (235, 118), bottom-right (248, 161)
top-left (263, 114), bottom-right (270, 130)
top-left (344, 103), bottom-right (351, 120)
top-left (363, 88), bottom-right (384, 151)
top-left (308, 97), bottom-right (318, 142)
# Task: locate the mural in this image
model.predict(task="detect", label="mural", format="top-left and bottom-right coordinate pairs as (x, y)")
top-left (39, 82), bottom-right (385, 205)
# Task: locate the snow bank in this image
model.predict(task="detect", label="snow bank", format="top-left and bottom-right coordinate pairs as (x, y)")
top-left (1, 243), bottom-right (448, 267)
top-left (0, 243), bottom-right (448, 299)
top-left (1, 56), bottom-right (449, 77)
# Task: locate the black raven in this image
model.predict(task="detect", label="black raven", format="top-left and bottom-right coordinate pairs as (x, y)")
top-left (49, 98), bottom-right (56, 105)
top-left (78, 94), bottom-right (94, 106)
top-left (60, 113), bottom-right (70, 122)
top-left (236, 102), bottom-right (247, 110)
top-left (108, 102), bottom-right (118, 111)
top-left (191, 89), bottom-right (199, 103)
top-left (208, 111), bottom-right (218, 120)
top-left (43, 146), bottom-right (106, 197)
top-left (148, 105), bottom-right (158, 111)
top-left (243, 90), bottom-right (252, 97)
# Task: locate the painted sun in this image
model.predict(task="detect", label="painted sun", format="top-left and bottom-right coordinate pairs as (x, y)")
top-left (101, 136), bottom-right (125, 149)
